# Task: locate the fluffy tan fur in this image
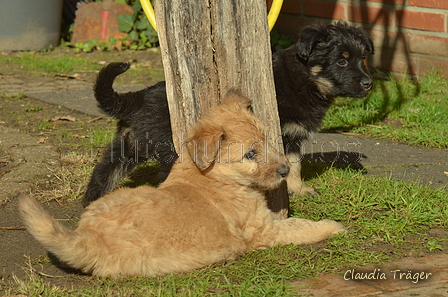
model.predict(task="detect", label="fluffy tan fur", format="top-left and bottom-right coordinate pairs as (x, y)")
top-left (19, 91), bottom-right (345, 278)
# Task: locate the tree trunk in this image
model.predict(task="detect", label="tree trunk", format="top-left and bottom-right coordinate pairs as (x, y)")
top-left (154, 0), bottom-right (289, 217)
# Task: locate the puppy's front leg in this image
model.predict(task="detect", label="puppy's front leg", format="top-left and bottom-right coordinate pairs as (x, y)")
top-left (271, 217), bottom-right (345, 246)
top-left (286, 152), bottom-right (317, 196)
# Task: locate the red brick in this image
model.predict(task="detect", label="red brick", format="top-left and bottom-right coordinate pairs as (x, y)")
top-left (409, 35), bottom-right (448, 57)
top-left (349, 5), bottom-right (394, 26)
top-left (408, 0), bottom-right (448, 10)
top-left (304, 0), bottom-right (345, 20)
top-left (396, 10), bottom-right (446, 32)
top-left (418, 58), bottom-right (448, 77)
top-left (370, 47), bottom-right (418, 75)
top-left (368, 29), bottom-right (408, 52)
top-left (275, 16), bottom-right (309, 37)
top-left (281, 0), bottom-right (301, 14)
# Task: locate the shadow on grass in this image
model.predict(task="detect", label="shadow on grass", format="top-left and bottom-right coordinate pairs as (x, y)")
top-left (301, 150), bottom-right (367, 182)
top-left (324, 74), bottom-right (421, 132)
top-left (364, 74), bottom-right (420, 125)
top-left (120, 162), bottom-right (162, 188)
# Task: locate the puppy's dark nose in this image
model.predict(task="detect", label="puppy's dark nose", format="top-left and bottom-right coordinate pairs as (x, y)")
top-left (360, 78), bottom-right (372, 91)
top-left (277, 164), bottom-right (290, 178)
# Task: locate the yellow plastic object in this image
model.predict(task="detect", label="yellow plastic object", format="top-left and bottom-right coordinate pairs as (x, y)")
top-left (139, 0), bottom-right (283, 33)
top-left (139, 0), bottom-right (157, 32)
top-left (267, 0), bottom-right (283, 31)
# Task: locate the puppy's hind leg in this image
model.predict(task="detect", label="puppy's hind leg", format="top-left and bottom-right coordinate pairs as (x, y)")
top-left (82, 137), bottom-right (141, 207)
top-left (152, 142), bottom-right (177, 184)
top-left (82, 157), bottom-right (135, 207)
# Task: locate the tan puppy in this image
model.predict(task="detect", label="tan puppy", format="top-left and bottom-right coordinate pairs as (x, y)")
top-left (19, 90), bottom-right (345, 278)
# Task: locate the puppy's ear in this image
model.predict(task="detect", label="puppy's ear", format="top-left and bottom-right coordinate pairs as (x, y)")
top-left (338, 21), bottom-right (374, 55)
top-left (222, 89), bottom-right (252, 111)
top-left (187, 126), bottom-right (224, 170)
top-left (358, 29), bottom-right (375, 55)
top-left (296, 23), bottom-right (329, 61)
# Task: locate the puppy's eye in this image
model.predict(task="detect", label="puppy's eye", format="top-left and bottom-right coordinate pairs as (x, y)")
top-left (337, 59), bottom-right (348, 67)
top-left (362, 55), bottom-right (366, 60)
top-left (244, 151), bottom-right (256, 160)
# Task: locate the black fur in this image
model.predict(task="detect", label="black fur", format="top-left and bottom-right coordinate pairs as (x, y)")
top-left (273, 21), bottom-right (374, 154)
top-left (82, 21), bottom-right (374, 206)
top-left (82, 64), bottom-right (176, 207)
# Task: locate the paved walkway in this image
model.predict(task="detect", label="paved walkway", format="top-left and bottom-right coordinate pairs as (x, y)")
top-left (1, 73), bottom-right (447, 296)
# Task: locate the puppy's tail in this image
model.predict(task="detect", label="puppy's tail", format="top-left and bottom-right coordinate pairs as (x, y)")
top-left (18, 194), bottom-right (96, 273)
top-left (94, 62), bottom-right (143, 119)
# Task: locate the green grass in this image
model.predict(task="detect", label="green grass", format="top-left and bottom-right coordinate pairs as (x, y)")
top-left (323, 70), bottom-right (448, 148)
top-left (54, 124), bottom-right (116, 152)
top-left (0, 51), bottom-right (102, 74)
top-left (0, 48), bottom-right (165, 83)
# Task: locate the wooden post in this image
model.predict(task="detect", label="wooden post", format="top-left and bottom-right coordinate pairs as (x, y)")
top-left (154, 0), bottom-right (289, 217)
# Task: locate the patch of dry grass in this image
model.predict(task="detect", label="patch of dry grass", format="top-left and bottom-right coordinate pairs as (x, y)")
top-left (33, 153), bottom-right (94, 203)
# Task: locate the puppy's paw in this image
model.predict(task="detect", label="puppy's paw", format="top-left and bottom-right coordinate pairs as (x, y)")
top-left (287, 183), bottom-right (318, 197)
top-left (319, 219), bottom-right (346, 236)
top-left (272, 209), bottom-right (288, 220)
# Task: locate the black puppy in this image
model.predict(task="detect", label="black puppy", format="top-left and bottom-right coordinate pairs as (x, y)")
top-left (273, 21), bottom-right (374, 195)
top-left (82, 21), bottom-right (374, 206)
top-left (83, 64), bottom-right (176, 207)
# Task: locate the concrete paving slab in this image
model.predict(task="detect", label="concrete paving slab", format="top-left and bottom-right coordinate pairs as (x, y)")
top-left (0, 126), bottom-right (59, 203)
top-left (303, 133), bottom-right (448, 190)
top-left (27, 85), bottom-right (145, 117)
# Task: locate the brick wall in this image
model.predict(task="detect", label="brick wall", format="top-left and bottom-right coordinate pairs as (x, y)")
top-left (270, 0), bottom-right (448, 77)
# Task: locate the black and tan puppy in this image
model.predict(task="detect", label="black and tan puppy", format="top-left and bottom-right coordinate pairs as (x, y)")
top-left (273, 21), bottom-right (374, 195)
top-left (82, 21), bottom-right (374, 206)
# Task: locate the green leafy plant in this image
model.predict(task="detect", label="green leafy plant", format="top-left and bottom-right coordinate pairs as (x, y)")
top-left (270, 29), bottom-right (293, 52)
top-left (116, 0), bottom-right (158, 50)
top-left (69, 36), bottom-right (121, 53)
